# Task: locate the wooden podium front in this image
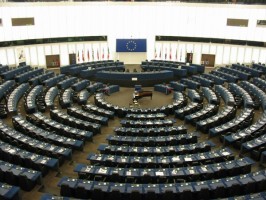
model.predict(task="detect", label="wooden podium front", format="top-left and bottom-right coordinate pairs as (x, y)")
top-left (201, 54), bottom-right (215, 67)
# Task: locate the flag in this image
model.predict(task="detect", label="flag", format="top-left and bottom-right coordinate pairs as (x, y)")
top-left (154, 47), bottom-right (157, 59)
top-left (97, 49), bottom-right (99, 60)
top-left (102, 48), bottom-right (104, 60)
top-left (82, 50), bottom-right (85, 62)
top-left (77, 51), bottom-right (80, 62)
top-left (92, 48), bottom-right (94, 61)
top-left (165, 48), bottom-right (167, 60)
top-left (107, 47), bottom-right (110, 59)
top-left (169, 45), bottom-right (172, 60)
top-left (180, 49), bottom-right (182, 61)
top-left (159, 47), bottom-right (161, 59)
top-left (116, 39), bottom-right (146, 52)
top-left (87, 49), bottom-right (90, 61)
top-left (175, 48), bottom-right (178, 61)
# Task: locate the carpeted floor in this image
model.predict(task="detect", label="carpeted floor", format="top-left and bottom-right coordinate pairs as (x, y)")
top-left (20, 86), bottom-right (186, 199)
top-left (3, 66), bottom-right (264, 199)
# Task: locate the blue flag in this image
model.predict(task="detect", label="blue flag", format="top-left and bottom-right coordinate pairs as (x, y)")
top-left (116, 39), bottom-right (147, 52)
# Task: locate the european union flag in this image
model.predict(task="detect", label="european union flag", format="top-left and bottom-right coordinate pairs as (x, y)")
top-left (116, 39), bottom-right (147, 52)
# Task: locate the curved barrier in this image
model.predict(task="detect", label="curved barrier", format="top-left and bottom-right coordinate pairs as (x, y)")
top-left (95, 70), bottom-right (174, 87)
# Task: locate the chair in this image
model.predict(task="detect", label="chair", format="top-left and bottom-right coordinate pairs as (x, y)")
top-left (215, 168), bottom-right (227, 179)
top-left (174, 179), bottom-right (185, 183)
top-left (132, 161), bottom-right (140, 168)
top-left (162, 190), bottom-right (175, 200)
top-left (158, 176), bottom-right (167, 184)
top-left (211, 185), bottom-right (225, 198)
top-left (19, 174), bottom-right (35, 191)
top-left (251, 146), bottom-right (266, 161)
top-left (92, 188), bottom-right (104, 200)
top-left (94, 175), bottom-right (103, 181)
top-left (75, 185), bottom-right (89, 199)
top-left (5, 170), bottom-right (18, 186)
top-left (227, 183), bottom-right (241, 197)
top-left (197, 187), bottom-right (210, 199)
top-left (180, 189), bottom-right (193, 200)
top-left (126, 176), bottom-right (136, 184)
top-left (146, 190), bottom-right (157, 200)
top-left (109, 172), bottom-right (120, 183)
top-left (130, 190), bottom-right (141, 200)
top-left (109, 189), bottom-right (121, 199)
top-left (141, 174), bottom-right (152, 183)
top-left (60, 182), bottom-right (73, 197)
top-left (242, 180), bottom-right (256, 194)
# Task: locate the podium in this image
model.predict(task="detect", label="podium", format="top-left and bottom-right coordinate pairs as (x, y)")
top-left (135, 85), bottom-right (142, 92)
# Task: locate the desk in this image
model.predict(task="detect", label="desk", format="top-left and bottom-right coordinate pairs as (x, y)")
top-left (50, 109), bottom-right (101, 134)
top-left (249, 170), bottom-right (266, 194)
top-left (211, 70), bottom-right (239, 83)
top-left (175, 102), bottom-right (203, 120)
top-left (95, 70), bottom-right (174, 87)
top-left (12, 115), bottom-right (79, 153)
top-left (83, 104), bottom-right (115, 119)
top-left (97, 141), bottom-right (213, 156)
top-left (260, 151), bottom-right (266, 165)
top-left (120, 119), bottom-right (175, 128)
top-left (126, 183), bottom-right (144, 194)
top-left (209, 108), bottom-right (254, 137)
top-left (177, 182), bottom-right (194, 196)
top-left (0, 182), bottom-right (20, 200)
top-left (154, 84), bottom-right (173, 95)
top-left (93, 181), bottom-right (110, 193)
top-left (193, 181), bottom-right (210, 199)
top-left (87, 148), bottom-right (234, 169)
top-left (180, 78), bottom-right (200, 90)
top-left (106, 133), bottom-right (197, 147)
top-left (241, 134), bottom-right (266, 154)
top-left (76, 179), bottom-right (94, 193)
top-left (223, 176), bottom-right (241, 196)
top-left (208, 179), bottom-right (226, 198)
top-left (224, 115), bottom-right (266, 145)
top-left (74, 160), bottom-right (256, 184)
top-left (238, 174), bottom-right (256, 193)
top-left (110, 183), bottom-right (127, 196)
top-left (126, 113), bottom-right (165, 120)
top-left (94, 92), bottom-right (186, 117)
top-left (68, 107), bottom-right (108, 126)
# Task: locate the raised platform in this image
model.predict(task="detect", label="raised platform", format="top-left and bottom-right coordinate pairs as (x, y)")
top-left (95, 70), bottom-right (174, 87)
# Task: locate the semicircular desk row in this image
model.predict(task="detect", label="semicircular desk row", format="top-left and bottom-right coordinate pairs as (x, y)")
top-left (92, 70), bottom-right (175, 87)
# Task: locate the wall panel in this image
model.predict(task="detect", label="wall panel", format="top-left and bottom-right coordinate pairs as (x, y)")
top-left (252, 48), bottom-right (260, 63)
top-left (244, 47), bottom-right (252, 64)
top-left (0, 3), bottom-right (265, 42)
top-left (30, 46), bottom-right (38, 66)
top-left (59, 44), bottom-right (68, 66)
top-left (259, 48), bottom-right (266, 64)
top-left (0, 41), bottom-right (265, 67)
top-left (0, 49), bottom-right (7, 65)
top-left (37, 46), bottom-right (45, 67)
top-left (202, 44), bottom-right (209, 54)
top-left (223, 46), bottom-right (230, 64)
top-left (230, 46), bottom-right (237, 64)
top-left (24, 47), bottom-right (30, 66)
top-left (6, 48), bottom-right (15, 66)
top-left (215, 45), bottom-right (223, 65)
top-left (236, 47), bottom-right (244, 64)
top-left (210, 44), bottom-right (217, 55)
top-left (193, 43), bottom-right (202, 64)
top-left (44, 45), bottom-right (52, 56)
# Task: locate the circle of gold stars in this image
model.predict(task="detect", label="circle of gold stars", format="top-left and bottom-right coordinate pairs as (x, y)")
top-left (126, 40), bottom-right (137, 51)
